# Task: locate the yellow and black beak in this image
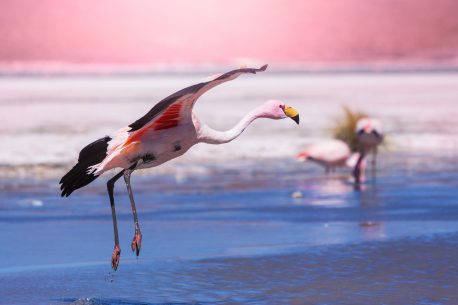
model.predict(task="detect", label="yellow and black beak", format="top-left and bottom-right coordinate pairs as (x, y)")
top-left (283, 105), bottom-right (300, 124)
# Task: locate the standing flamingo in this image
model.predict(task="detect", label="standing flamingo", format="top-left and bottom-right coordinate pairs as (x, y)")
top-left (59, 65), bottom-right (300, 270)
top-left (297, 139), bottom-right (352, 172)
top-left (297, 139), bottom-right (361, 173)
top-left (353, 118), bottom-right (384, 183)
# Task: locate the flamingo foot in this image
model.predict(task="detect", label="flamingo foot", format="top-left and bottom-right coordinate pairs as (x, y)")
top-left (111, 244), bottom-right (121, 271)
top-left (131, 231), bottom-right (142, 256)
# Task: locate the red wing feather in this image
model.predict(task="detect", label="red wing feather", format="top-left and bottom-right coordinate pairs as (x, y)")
top-left (124, 101), bottom-right (184, 146)
top-left (152, 102), bottom-right (183, 131)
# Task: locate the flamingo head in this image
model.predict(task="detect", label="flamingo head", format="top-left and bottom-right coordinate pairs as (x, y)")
top-left (356, 118), bottom-right (383, 137)
top-left (260, 100), bottom-right (300, 124)
top-left (297, 150), bottom-right (309, 161)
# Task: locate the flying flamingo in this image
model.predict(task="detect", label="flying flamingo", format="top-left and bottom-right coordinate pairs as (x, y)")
top-left (297, 139), bottom-right (361, 173)
top-left (59, 65), bottom-right (300, 270)
top-left (353, 118), bottom-right (384, 183)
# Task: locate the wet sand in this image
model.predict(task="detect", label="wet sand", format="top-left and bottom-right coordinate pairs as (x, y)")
top-left (1, 153), bottom-right (458, 304)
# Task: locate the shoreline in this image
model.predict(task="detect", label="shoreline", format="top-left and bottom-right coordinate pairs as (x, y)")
top-left (0, 150), bottom-right (456, 180)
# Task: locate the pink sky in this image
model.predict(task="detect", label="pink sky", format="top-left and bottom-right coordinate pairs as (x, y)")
top-left (1, 0), bottom-right (458, 67)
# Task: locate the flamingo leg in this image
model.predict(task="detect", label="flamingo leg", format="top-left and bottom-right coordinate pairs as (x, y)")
top-left (371, 146), bottom-right (378, 179)
top-left (372, 146), bottom-right (378, 168)
top-left (123, 169), bottom-right (142, 256)
top-left (353, 151), bottom-right (366, 185)
top-left (107, 169), bottom-right (125, 271)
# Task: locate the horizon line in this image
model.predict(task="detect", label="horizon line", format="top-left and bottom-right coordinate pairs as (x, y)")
top-left (1, 60), bottom-right (458, 77)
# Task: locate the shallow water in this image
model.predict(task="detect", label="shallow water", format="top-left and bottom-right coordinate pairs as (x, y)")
top-left (1, 153), bottom-right (458, 304)
top-left (1, 72), bottom-right (458, 303)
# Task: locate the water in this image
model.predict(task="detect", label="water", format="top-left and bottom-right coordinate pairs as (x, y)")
top-left (0, 153), bottom-right (457, 304)
top-left (1, 73), bottom-right (458, 304)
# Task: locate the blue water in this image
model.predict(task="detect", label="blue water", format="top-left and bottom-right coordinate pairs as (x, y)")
top-left (0, 153), bottom-right (458, 304)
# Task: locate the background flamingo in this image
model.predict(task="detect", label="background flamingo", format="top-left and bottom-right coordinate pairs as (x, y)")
top-left (353, 117), bottom-right (384, 183)
top-left (59, 65), bottom-right (300, 270)
top-left (297, 139), bottom-right (360, 173)
top-left (297, 114), bottom-right (382, 184)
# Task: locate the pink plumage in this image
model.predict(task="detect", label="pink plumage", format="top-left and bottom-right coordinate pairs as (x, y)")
top-left (59, 65), bottom-right (300, 270)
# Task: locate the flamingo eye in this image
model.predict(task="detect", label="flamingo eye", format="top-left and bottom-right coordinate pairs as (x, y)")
top-left (279, 104), bottom-right (285, 110)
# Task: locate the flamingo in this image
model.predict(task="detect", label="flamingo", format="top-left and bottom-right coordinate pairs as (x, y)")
top-left (297, 139), bottom-right (361, 173)
top-left (353, 117), bottom-right (384, 183)
top-left (59, 65), bottom-right (300, 270)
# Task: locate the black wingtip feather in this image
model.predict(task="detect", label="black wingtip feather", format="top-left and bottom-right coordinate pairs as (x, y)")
top-left (259, 64), bottom-right (268, 72)
top-left (59, 136), bottom-right (111, 197)
top-left (59, 163), bottom-right (99, 197)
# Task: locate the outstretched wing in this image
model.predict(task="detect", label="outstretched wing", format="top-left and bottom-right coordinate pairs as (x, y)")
top-left (96, 64), bottom-right (268, 170)
top-left (128, 65), bottom-right (268, 133)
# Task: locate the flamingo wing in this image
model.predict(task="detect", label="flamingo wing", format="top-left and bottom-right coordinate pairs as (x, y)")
top-left (97, 65), bottom-right (268, 170)
top-left (114, 65), bottom-right (268, 149)
top-left (128, 65), bottom-right (268, 133)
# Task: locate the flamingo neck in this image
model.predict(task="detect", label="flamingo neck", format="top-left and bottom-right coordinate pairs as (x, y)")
top-left (198, 107), bottom-right (263, 144)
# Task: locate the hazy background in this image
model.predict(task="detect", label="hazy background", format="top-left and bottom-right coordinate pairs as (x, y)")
top-left (1, 0), bottom-right (458, 72)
